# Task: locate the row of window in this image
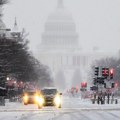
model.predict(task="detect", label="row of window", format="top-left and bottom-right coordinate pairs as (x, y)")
top-left (41, 56), bottom-right (87, 67)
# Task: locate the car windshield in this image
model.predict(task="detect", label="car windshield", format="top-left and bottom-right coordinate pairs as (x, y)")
top-left (28, 92), bottom-right (36, 95)
top-left (41, 89), bottom-right (57, 95)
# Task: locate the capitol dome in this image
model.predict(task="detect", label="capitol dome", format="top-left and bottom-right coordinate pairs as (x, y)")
top-left (47, 3), bottom-right (73, 22)
top-left (41, 0), bottom-right (79, 49)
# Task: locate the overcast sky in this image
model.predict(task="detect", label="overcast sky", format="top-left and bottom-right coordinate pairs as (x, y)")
top-left (3, 0), bottom-right (120, 54)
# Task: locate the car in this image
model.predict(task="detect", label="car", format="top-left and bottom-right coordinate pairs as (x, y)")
top-left (37, 87), bottom-right (62, 109)
top-left (0, 87), bottom-right (7, 96)
top-left (0, 87), bottom-right (7, 106)
top-left (22, 90), bottom-right (40, 105)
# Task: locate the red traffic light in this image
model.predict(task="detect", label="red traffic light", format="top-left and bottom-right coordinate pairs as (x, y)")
top-left (115, 81), bottom-right (119, 88)
top-left (102, 68), bottom-right (105, 75)
top-left (115, 83), bottom-right (118, 88)
top-left (102, 68), bottom-right (109, 77)
top-left (81, 82), bottom-right (87, 88)
top-left (110, 68), bottom-right (114, 79)
top-left (110, 68), bottom-right (114, 75)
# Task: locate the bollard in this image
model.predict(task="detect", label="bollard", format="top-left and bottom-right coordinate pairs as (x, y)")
top-left (2, 97), bottom-right (5, 106)
top-left (97, 97), bottom-right (100, 104)
top-left (115, 99), bottom-right (118, 104)
top-left (101, 98), bottom-right (105, 104)
top-left (0, 97), bottom-right (5, 106)
top-left (92, 99), bottom-right (94, 104)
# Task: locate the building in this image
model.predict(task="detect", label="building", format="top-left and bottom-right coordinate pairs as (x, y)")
top-left (41, 0), bottom-right (79, 50)
top-left (11, 17), bottom-right (21, 38)
top-left (37, 0), bottom-right (108, 89)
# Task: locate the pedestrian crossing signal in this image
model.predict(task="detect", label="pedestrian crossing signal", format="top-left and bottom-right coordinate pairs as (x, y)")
top-left (94, 67), bottom-right (99, 76)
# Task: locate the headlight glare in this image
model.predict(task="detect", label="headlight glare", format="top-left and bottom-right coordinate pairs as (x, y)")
top-left (23, 95), bottom-right (28, 102)
top-left (38, 96), bottom-right (44, 105)
top-left (54, 95), bottom-right (61, 107)
top-left (35, 95), bottom-right (39, 103)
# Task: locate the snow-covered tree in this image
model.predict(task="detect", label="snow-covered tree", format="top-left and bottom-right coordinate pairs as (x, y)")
top-left (0, 0), bottom-right (53, 88)
top-left (0, 36), bottom-right (54, 87)
top-left (0, 0), bottom-right (8, 5)
top-left (0, 0), bottom-right (9, 17)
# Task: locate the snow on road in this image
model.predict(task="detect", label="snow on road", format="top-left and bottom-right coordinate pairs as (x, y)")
top-left (0, 97), bottom-right (120, 120)
top-left (0, 110), bottom-right (120, 120)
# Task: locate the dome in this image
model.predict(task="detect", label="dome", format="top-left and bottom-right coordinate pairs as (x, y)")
top-left (41, 0), bottom-right (79, 49)
top-left (47, 7), bottom-right (73, 22)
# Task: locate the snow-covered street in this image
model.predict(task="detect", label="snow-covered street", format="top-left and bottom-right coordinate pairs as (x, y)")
top-left (0, 97), bottom-right (120, 120)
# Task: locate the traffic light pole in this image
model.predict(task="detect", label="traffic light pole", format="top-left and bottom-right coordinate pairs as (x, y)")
top-left (92, 66), bottom-right (117, 104)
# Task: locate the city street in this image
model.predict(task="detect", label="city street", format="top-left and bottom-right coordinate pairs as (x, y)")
top-left (0, 97), bottom-right (120, 120)
top-left (1, 0), bottom-right (120, 120)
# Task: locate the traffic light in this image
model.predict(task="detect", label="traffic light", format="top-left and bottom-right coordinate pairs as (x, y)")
top-left (105, 68), bottom-right (109, 78)
top-left (102, 67), bottom-right (109, 78)
top-left (94, 67), bottom-right (99, 76)
top-left (93, 78), bottom-right (98, 85)
top-left (93, 79), bottom-right (97, 85)
top-left (111, 83), bottom-right (115, 88)
top-left (81, 82), bottom-right (87, 88)
top-left (110, 68), bottom-right (114, 79)
top-left (102, 67), bottom-right (105, 77)
top-left (115, 83), bottom-right (118, 88)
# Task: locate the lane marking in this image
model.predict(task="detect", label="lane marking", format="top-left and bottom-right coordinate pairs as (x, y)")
top-left (0, 108), bottom-right (120, 112)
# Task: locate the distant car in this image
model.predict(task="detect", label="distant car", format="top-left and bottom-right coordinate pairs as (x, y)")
top-left (37, 87), bottom-right (62, 109)
top-left (0, 87), bottom-right (7, 106)
top-left (0, 87), bottom-right (7, 96)
top-left (22, 90), bottom-right (40, 105)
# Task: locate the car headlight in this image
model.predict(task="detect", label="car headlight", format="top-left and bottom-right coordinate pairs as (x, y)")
top-left (38, 96), bottom-right (44, 105)
top-left (35, 95), bottom-right (39, 103)
top-left (54, 95), bottom-right (61, 107)
top-left (23, 95), bottom-right (28, 102)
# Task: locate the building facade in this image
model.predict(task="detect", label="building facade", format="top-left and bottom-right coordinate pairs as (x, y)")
top-left (37, 0), bottom-right (106, 89)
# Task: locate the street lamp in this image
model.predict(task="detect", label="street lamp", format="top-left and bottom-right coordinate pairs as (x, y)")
top-left (6, 77), bottom-right (10, 81)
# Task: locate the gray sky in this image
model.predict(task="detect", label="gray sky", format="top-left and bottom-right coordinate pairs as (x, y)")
top-left (3, 0), bottom-right (120, 54)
